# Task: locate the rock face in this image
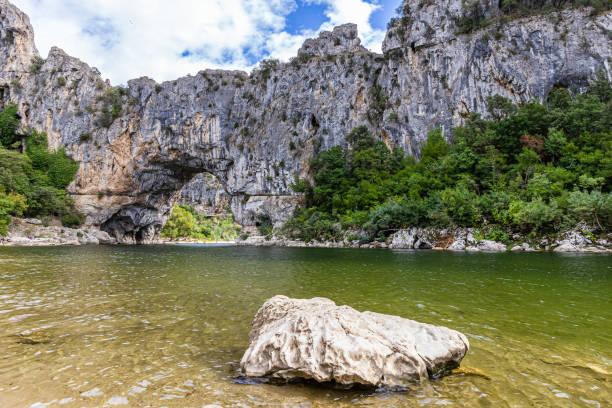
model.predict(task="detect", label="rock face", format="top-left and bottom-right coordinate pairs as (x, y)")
top-left (2, 218), bottom-right (115, 246)
top-left (178, 173), bottom-right (232, 215)
top-left (0, 0), bottom-right (609, 242)
top-left (240, 295), bottom-right (469, 387)
top-left (553, 227), bottom-right (612, 253)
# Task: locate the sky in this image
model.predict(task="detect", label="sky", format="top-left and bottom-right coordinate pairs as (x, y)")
top-left (12, 0), bottom-right (403, 85)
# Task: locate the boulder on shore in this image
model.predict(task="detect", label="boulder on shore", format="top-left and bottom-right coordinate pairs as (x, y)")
top-left (240, 296), bottom-right (469, 387)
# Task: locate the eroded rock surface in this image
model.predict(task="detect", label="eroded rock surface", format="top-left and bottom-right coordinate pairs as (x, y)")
top-left (179, 173), bottom-right (232, 215)
top-left (240, 295), bottom-right (469, 387)
top-left (1, 218), bottom-right (115, 246)
top-left (0, 0), bottom-right (609, 242)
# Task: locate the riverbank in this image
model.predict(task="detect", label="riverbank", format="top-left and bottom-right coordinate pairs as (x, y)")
top-left (237, 226), bottom-right (612, 253)
top-left (160, 239), bottom-right (236, 245)
top-left (2, 218), bottom-right (609, 253)
top-left (0, 218), bottom-right (115, 246)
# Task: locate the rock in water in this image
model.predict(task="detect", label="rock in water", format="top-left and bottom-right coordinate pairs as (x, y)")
top-left (240, 296), bottom-right (469, 387)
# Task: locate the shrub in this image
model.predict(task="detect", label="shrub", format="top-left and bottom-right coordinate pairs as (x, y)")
top-left (161, 205), bottom-right (196, 239)
top-left (48, 147), bottom-right (79, 190)
top-left (160, 205), bottom-right (241, 241)
top-left (367, 86), bottom-right (388, 122)
top-left (566, 190), bottom-right (612, 231)
top-left (96, 87), bottom-right (125, 128)
top-left (455, 1), bottom-right (487, 34)
top-left (29, 56), bottom-right (45, 73)
top-left (440, 184), bottom-right (481, 227)
top-left (258, 58), bottom-right (279, 81)
top-left (507, 198), bottom-right (562, 233)
top-left (485, 228), bottom-right (509, 244)
top-left (10, 79), bottom-right (21, 92)
top-left (256, 213), bottom-right (273, 239)
top-left (0, 191), bottom-right (28, 235)
top-left (363, 198), bottom-right (427, 239)
top-left (61, 212), bottom-right (84, 228)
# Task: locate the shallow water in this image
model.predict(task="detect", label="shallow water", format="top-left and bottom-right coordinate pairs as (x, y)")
top-left (0, 245), bottom-right (610, 407)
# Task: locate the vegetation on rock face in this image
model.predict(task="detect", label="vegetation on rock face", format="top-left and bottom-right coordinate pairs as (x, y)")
top-left (96, 87), bottom-right (127, 128)
top-left (455, 0), bottom-right (612, 34)
top-left (161, 205), bottom-right (241, 241)
top-left (284, 75), bottom-right (612, 242)
top-left (0, 105), bottom-right (82, 235)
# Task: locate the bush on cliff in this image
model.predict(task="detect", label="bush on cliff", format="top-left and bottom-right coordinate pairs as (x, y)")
top-left (455, 0), bottom-right (612, 34)
top-left (286, 75), bottom-right (612, 241)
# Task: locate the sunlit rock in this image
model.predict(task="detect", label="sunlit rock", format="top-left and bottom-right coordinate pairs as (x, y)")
top-left (240, 295), bottom-right (469, 387)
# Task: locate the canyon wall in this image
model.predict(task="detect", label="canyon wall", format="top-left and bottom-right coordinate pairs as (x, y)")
top-left (0, 0), bottom-right (609, 242)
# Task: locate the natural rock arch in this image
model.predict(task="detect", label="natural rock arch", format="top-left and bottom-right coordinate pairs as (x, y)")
top-left (0, 0), bottom-right (609, 243)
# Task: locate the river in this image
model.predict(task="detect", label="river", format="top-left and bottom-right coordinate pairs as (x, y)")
top-left (0, 245), bottom-right (609, 407)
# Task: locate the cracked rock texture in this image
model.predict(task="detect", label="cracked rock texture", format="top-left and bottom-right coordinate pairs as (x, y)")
top-left (179, 173), bottom-right (232, 215)
top-left (0, 0), bottom-right (609, 242)
top-left (240, 295), bottom-right (469, 386)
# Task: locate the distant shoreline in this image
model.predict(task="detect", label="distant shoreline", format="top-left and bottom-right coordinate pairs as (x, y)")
top-left (161, 240), bottom-right (236, 245)
top-left (1, 218), bottom-right (609, 254)
top-left (235, 226), bottom-right (612, 254)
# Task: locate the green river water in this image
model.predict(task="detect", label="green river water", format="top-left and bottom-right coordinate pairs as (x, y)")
top-left (0, 245), bottom-right (609, 407)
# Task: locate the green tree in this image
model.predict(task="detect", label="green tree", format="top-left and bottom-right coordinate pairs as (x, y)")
top-left (487, 95), bottom-right (517, 120)
top-left (48, 147), bottom-right (79, 190)
top-left (421, 128), bottom-right (450, 164)
top-left (161, 206), bottom-right (196, 239)
top-left (0, 104), bottom-right (20, 148)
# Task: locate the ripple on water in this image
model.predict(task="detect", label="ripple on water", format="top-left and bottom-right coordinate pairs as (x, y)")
top-left (0, 246), bottom-right (610, 407)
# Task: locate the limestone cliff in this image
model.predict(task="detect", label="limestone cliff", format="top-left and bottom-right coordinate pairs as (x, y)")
top-left (0, 0), bottom-right (609, 243)
top-left (179, 173), bottom-right (231, 216)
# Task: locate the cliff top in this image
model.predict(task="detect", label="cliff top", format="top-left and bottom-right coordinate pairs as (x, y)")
top-left (297, 23), bottom-right (368, 57)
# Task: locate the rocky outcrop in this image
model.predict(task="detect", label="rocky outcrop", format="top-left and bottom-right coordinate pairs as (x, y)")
top-left (240, 295), bottom-right (469, 387)
top-left (0, 0), bottom-right (609, 242)
top-left (298, 23), bottom-right (368, 58)
top-left (1, 218), bottom-right (115, 246)
top-left (389, 227), bottom-right (508, 251)
top-left (178, 173), bottom-right (231, 215)
top-left (553, 227), bottom-right (611, 253)
top-left (238, 227), bottom-right (612, 252)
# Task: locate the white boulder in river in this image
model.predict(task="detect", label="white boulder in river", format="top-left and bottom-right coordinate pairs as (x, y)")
top-left (240, 296), bottom-right (469, 387)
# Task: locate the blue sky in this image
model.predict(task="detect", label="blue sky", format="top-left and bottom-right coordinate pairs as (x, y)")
top-left (13, 0), bottom-right (404, 84)
top-left (285, 0), bottom-right (402, 33)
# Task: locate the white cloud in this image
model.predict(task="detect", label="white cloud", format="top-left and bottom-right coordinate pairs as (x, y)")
top-left (11, 0), bottom-right (388, 85)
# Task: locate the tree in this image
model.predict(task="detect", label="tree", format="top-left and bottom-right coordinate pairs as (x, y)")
top-left (0, 104), bottom-right (20, 148)
top-left (543, 128), bottom-right (567, 163)
top-left (421, 128), bottom-right (449, 164)
top-left (161, 206), bottom-right (196, 239)
top-left (48, 147), bottom-right (79, 190)
top-left (487, 95), bottom-right (517, 121)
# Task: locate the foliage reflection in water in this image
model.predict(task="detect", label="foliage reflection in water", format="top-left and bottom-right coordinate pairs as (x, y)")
top-left (0, 245), bottom-right (610, 407)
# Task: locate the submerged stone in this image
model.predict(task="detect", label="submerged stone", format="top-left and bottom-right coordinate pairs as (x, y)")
top-left (451, 366), bottom-right (491, 380)
top-left (240, 295), bottom-right (469, 387)
top-left (15, 332), bottom-right (51, 345)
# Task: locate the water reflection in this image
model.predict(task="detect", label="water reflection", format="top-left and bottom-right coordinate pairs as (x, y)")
top-left (0, 246), bottom-right (610, 407)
